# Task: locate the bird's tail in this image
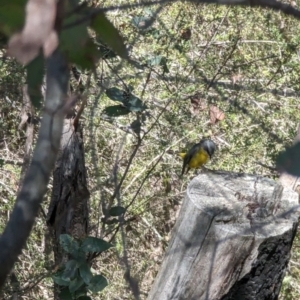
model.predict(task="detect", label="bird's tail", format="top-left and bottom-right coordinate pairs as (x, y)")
top-left (181, 167), bottom-right (185, 176)
top-left (179, 153), bottom-right (187, 175)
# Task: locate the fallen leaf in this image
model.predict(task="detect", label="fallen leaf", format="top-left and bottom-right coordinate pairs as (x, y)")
top-left (231, 73), bottom-right (242, 85)
top-left (209, 105), bottom-right (225, 124)
top-left (7, 0), bottom-right (57, 65)
top-left (190, 93), bottom-right (206, 115)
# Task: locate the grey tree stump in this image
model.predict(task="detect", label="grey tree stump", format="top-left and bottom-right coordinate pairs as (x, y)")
top-left (148, 171), bottom-right (299, 300)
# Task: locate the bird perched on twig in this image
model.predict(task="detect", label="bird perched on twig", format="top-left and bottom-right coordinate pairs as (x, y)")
top-left (180, 139), bottom-right (216, 175)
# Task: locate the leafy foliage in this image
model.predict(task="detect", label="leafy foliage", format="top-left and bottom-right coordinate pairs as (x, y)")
top-left (109, 206), bottom-right (126, 216)
top-left (105, 87), bottom-right (147, 113)
top-left (0, 0), bottom-right (26, 36)
top-left (88, 275), bottom-right (108, 293)
top-left (60, 15), bottom-right (98, 70)
top-left (81, 236), bottom-right (112, 253)
top-left (54, 234), bottom-right (111, 299)
top-left (102, 105), bottom-right (131, 117)
top-left (91, 13), bottom-right (128, 59)
top-left (1, 0), bottom-right (300, 299)
top-left (25, 53), bottom-right (44, 109)
top-left (0, 0), bottom-right (128, 108)
top-left (147, 56), bottom-right (169, 73)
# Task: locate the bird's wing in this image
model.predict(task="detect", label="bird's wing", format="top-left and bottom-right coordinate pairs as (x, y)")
top-left (181, 144), bottom-right (201, 175)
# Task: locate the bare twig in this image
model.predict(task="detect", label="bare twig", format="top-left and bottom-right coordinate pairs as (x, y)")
top-left (207, 36), bottom-right (240, 90)
top-left (63, 0), bottom-right (300, 30)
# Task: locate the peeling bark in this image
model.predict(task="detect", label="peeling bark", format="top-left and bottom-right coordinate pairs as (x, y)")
top-left (47, 116), bottom-right (90, 299)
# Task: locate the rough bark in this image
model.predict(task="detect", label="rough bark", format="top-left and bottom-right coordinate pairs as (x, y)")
top-left (148, 171), bottom-right (299, 300)
top-left (47, 116), bottom-right (90, 299)
top-left (0, 50), bottom-right (69, 288)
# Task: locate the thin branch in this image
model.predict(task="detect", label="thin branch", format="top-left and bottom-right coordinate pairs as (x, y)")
top-left (63, 0), bottom-right (300, 32)
top-left (0, 50), bottom-right (69, 288)
top-left (207, 36), bottom-right (240, 90)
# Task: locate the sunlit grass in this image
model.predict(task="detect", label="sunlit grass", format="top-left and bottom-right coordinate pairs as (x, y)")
top-left (1, 1), bottom-right (300, 299)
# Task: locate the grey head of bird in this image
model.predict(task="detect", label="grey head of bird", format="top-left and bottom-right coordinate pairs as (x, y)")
top-left (199, 139), bottom-right (216, 159)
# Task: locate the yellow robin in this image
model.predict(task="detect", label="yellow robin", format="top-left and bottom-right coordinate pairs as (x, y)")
top-left (180, 139), bottom-right (216, 175)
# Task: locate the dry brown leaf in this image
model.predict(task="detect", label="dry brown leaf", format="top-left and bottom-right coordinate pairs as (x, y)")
top-left (209, 105), bottom-right (225, 124)
top-left (8, 0), bottom-right (57, 65)
top-left (190, 94), bottom-right (206, 115)
top-left (231, 73), bottom-right (242, 85)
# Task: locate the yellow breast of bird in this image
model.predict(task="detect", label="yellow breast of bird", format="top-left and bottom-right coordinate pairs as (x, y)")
top-left (188, 149), bottom-right (209, 169)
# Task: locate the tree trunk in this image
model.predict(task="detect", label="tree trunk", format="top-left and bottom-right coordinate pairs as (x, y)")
top-left (47, 116), bottom-right (90, 299)
top-left (148, 171), bottom-right (299, 300)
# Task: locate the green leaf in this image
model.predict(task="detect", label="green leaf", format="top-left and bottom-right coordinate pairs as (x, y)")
top-left (105, 88), bottom-right (147, 112)
top-left (58, 287), bottom-right (73, 300)
top-left (109, 206), bottom-right (125, 217)
top-left (102, 105), bottom-right (130, 117)
top-left (131, 16), bottom-right (153, 31)
top-left (0, 1), bottom-right (26, 36)
top-left (53, 274), bottom-right (71, 286)
top-left (143, 7), bottom-right (155, 16)
top-left (60, 16), bottom-right (98, 70)
top-left (73, 285), bottom-right (88, 298)
top-left (62, 260), bottom-right (78, 282)
top-left (81, 237), bottom-right (112, 254)
top-left (126, 94), bottom-right (147, 112)
top-left (96, 42), bottom-right (117, 59)
top-left (77, 297), bottom-right (92, 300)
top-left (26, 53), bottom-right (44, 109)
top-left (88, 275), bottom-right (108, 293)
top-left (147, 56), bottom-right (169, 73)
top-left (79, 262), bottom-right (93, 284)
top-left (59, 234), bottom-right (80, 255)
top-left (160, 56), bottom-right (169, 73)
top-left (91, 12), bottom-right (128, 59)
top-left (69, 276), bottom-right (85, 293)
top-left (148, 55), bottom-right (163, 66)
top-left (106, 87), bottom-right (125, 102)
